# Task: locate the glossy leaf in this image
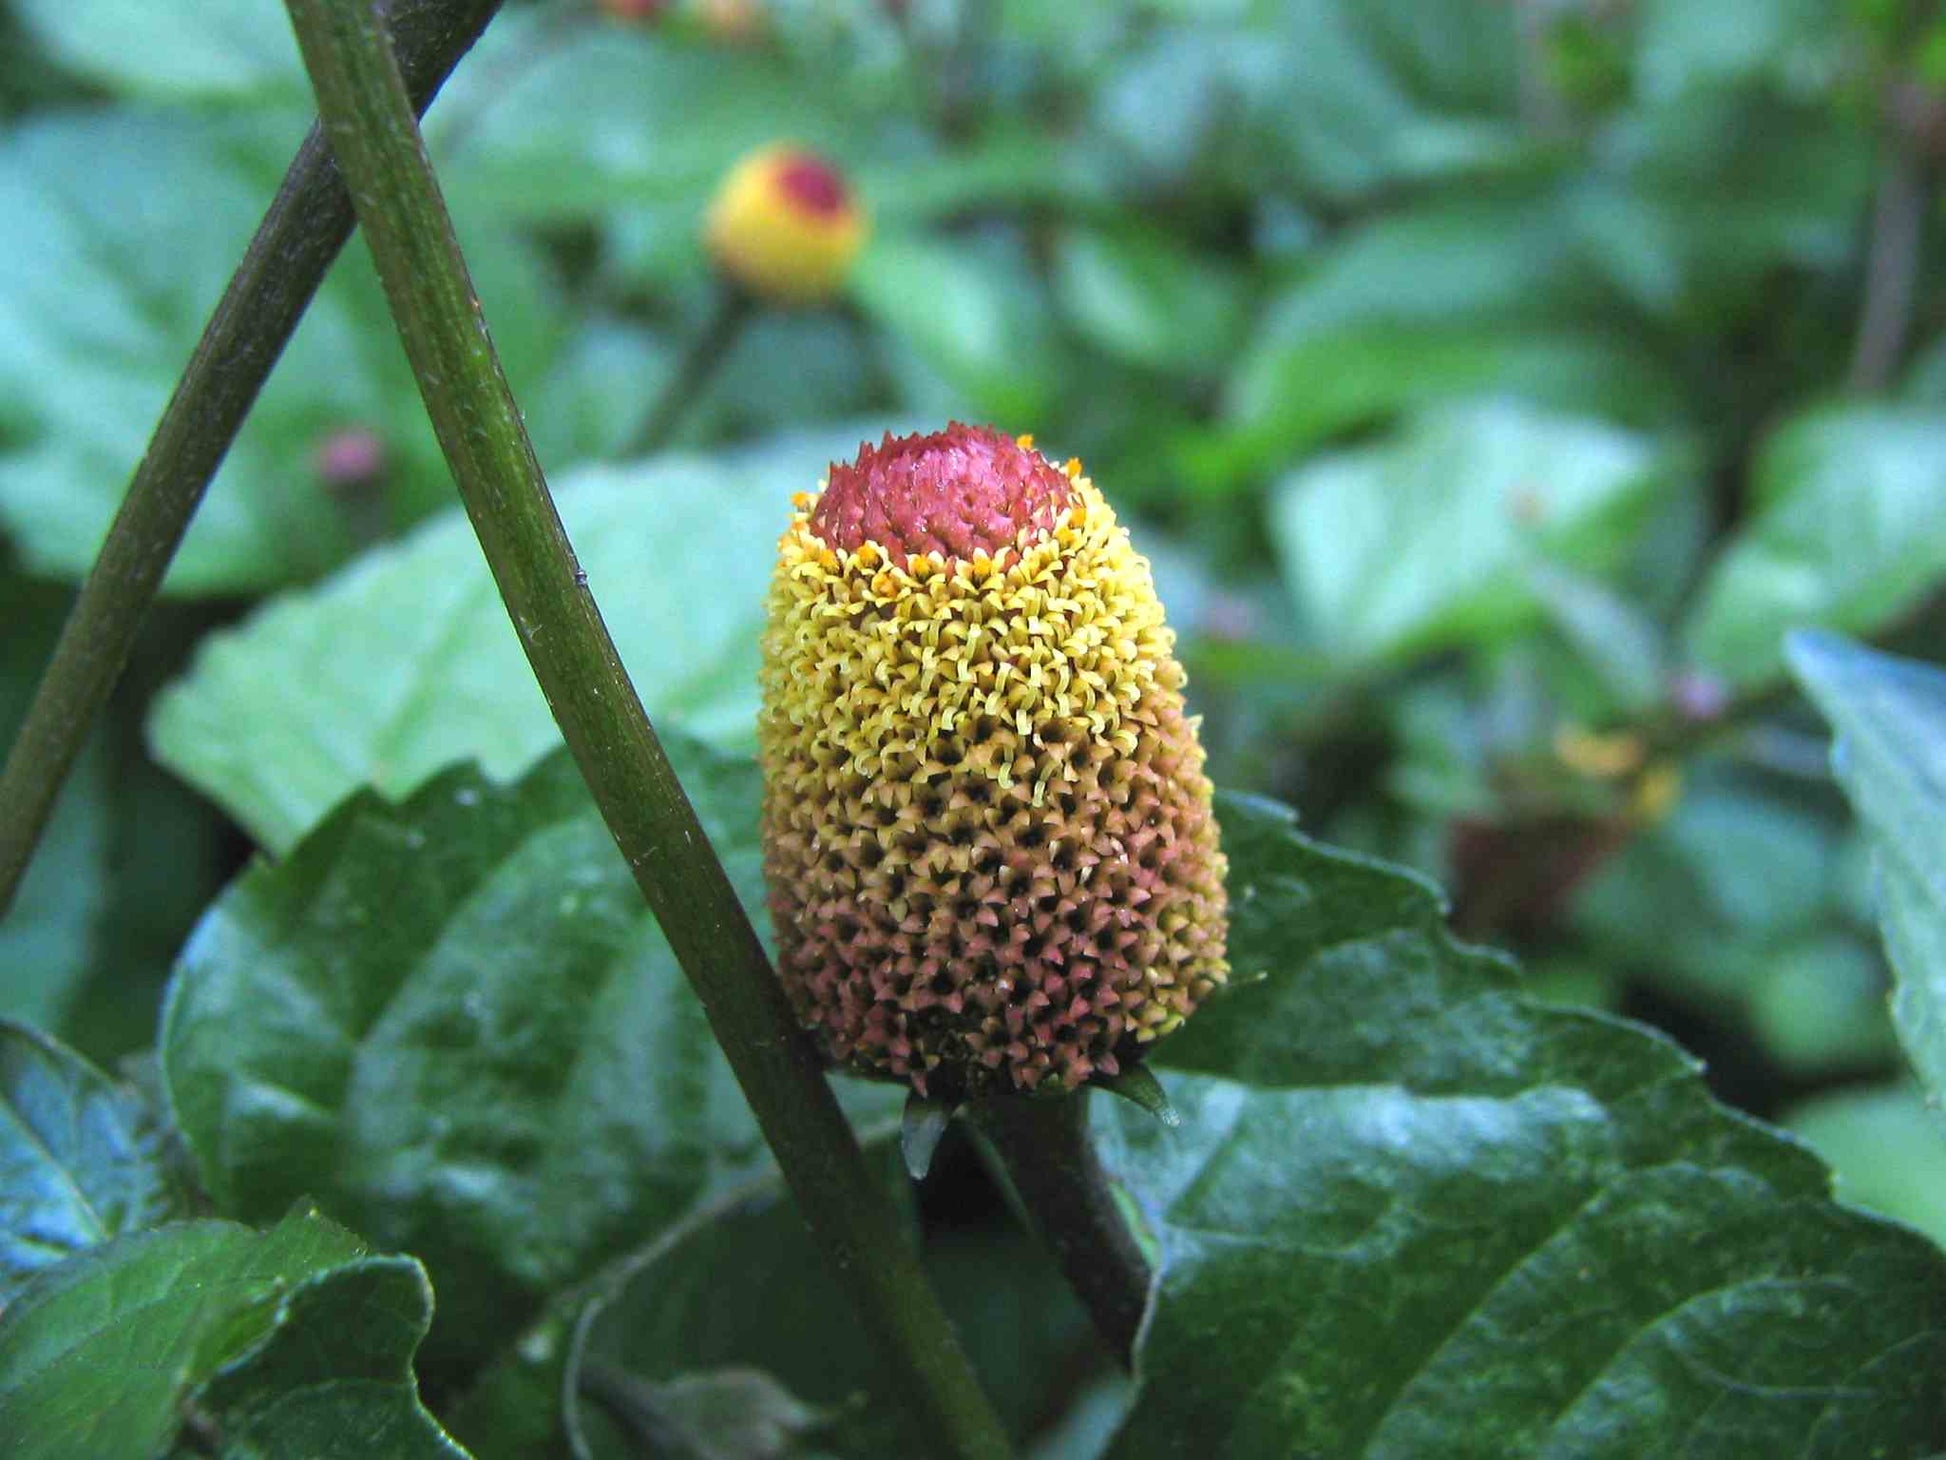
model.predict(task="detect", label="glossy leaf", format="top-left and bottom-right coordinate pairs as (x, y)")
top-left (1790, 632), bottom-right (1946, 1109)
top-left (1100, 792), bottom-right (1946, 1456)
top-left (1269, 402), bottom-right (1677, 666)
top-left (1687, 408), bottom-right (1946, 685)
top-left (0, 1022), bottom-right (184, 1302)
top-left (0, 1209), bottom-right (369, 1460)
top-left (193, 1256), bottom-right (469, 1460)
top-left (568, 1155), bottom-right (1097, 1459)
top-left (149, 430), bottom-right (873, 852)
top-left (160, 740), bottom-right (898, 1369)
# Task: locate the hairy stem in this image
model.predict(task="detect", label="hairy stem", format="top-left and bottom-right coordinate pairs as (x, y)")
top-left (971, 1091), bottom-right (1152, 1367)
top-left (279, 4), bottom-right (1011, 1455)
top-left (0, 0), bottom-right (503, 915)
top-left (624, 286), bottom-right (754, 458)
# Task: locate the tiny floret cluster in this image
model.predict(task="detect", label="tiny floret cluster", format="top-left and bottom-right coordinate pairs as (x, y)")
top-left (758, 424), bottom-right (1228, 1098)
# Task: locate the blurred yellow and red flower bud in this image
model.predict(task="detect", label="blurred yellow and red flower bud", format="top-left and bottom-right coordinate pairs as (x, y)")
top-left (758, 425), bottom-right (1229, 1098)
top-left (705, 145), bottom-right (866, 306)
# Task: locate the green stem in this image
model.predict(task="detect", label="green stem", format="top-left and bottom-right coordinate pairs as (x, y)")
top-left (0, 0), bottom-right (503, 916)
top-left (279, 5), bottom-right (1011, 1456)
top-left (970, 1091), bottom-right (1152, 1367)
top-left (624, 286), bottom-right (754, 458)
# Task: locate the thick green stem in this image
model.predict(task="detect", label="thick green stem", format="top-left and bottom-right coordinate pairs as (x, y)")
top-left (279, 4), bottom-right (1011, 1455)
top-left (971, 1091), bottom-right (1152, 1367)
top-left (624, 286), bottom-right (754, 458)
top-left (0, 0), bottom-right (502, 916)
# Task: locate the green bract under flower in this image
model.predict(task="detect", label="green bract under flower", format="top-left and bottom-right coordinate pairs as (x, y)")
top-left (758, 425), bottom-right (1227, 1098)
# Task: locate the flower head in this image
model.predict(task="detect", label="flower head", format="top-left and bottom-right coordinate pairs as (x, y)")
top-left (758, 424), bottom-right (1228, 1098)
top-left (705, 145), bottom-right (865, 306)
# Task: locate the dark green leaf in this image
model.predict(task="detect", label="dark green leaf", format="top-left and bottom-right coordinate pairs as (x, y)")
top-left (0, 1021), bottom-right (184, 1302)
top-left (1790, 632), bottom-right (1946, 1108)
top-left (0, 1208), bottom-right (368, 1460)
top-left (569, 1155), bottom-right (1097, 1459)
top-left (160, 740), bottom-right (898, 1370)
top-left (1099, 792), bottom-right (1946, 1455)
top-left (1269, 402), bottom-right (1678, 666)
top-left (150, 431), bottom-right (874, 852)
top-left (193, 1256), bottom-right (469, 1460)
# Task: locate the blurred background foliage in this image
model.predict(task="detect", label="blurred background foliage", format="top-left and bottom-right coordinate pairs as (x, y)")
top-left (6, 0), bottom-right (1946, 1273)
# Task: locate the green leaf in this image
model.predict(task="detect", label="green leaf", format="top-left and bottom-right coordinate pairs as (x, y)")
top-left (0, 1208), bottom-right (369, 1460)
top-left (1103, 793), bottom-right (1946, 1455)
top-left (1687, 408), bottom-right (1946, 687)
top-left (1051, 226), bottom-right (1245, 374)
top-left (1573, 774), bottom-right (1839, 1003)
top-left (569, 1155), bottom-right (1097, 1459)
top-left (0, 109), bottom-right (561, 595)
top-left (10, 0), bottom-right (302, 99)
top-left (160, 739), bottom-right (898, 1371)
top-left (193, 1257), bottom-right (469, 1460)
top-left (0, 1022), bottom-right (185, 1302)
top-left (1635, 0), bottom-right (1842, 100)
top-left (435, 17), bottom-right (864, 223)
top-left (852, 232), bottom-right (1061, 424)
top-left (1269, 402), bottom-right (1678, 666)
top-left (1196, 191), bottom-right (1682, 490)
top-left (150, 430), bottom-right (870, 852)
top-left (1788, 1084), bottom-right (1946, 1253)
top-left (1790, 632), bottom-right (1946, 1110)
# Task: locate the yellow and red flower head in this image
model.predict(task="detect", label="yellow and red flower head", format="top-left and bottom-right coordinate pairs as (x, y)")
top-left (758, 424), bottom-right (1229, 1098)
top-left (705, 145), bottom-right (866, 307)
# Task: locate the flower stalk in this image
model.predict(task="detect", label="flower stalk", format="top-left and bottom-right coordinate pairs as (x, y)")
top-left (278, 2), bottom-right (1010, 1455)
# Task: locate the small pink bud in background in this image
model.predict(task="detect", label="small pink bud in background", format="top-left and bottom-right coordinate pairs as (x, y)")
top-left (313, 427), bottom-right (387, 493)
top-left (1669, 669), bottom-right (1730, 724)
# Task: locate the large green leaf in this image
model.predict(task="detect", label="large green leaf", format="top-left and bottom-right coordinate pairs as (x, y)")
top-left (0, 1208), bottom-right (373, 1460)
top-left (1687, 407), bottom-right (1946, 686)
top-left (0, 1022), bottom-right (184, 1303)
top-left (192, 1256), bottom-right (469, 1460)
top-left (0, 109), bottom-right (560, 595)
top-left (1790, 632), bottom-right (1946, 1110)
top-left (10, 0), bottom-right (302, 100)
top-left (149, 431), bottom-right (870, 852)
top-left (1096, 793), bottom-right (1946, 1456)
top-left (160, 739), bottom-right (898, 1371)
top-left (567, 1151), bottom-right (1099, 1460)
top-left (1269, 402), bottom-right (1678, 666)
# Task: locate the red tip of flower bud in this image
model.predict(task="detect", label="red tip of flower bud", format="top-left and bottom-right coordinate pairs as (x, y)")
top-left (313, 427), bottom-right (386, 491)
top-left (810, 424), bottom-right (1075, 560)
top-left (597, 0), bottom-right (667, 19)
top-left (773, 154), bottom-right (850, 218)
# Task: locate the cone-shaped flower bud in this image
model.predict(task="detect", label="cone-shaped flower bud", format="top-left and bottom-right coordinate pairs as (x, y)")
top-left (759, 424), bottom-right (1228, 1098)
top-left (705, 145), bottom-right (865, 306)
